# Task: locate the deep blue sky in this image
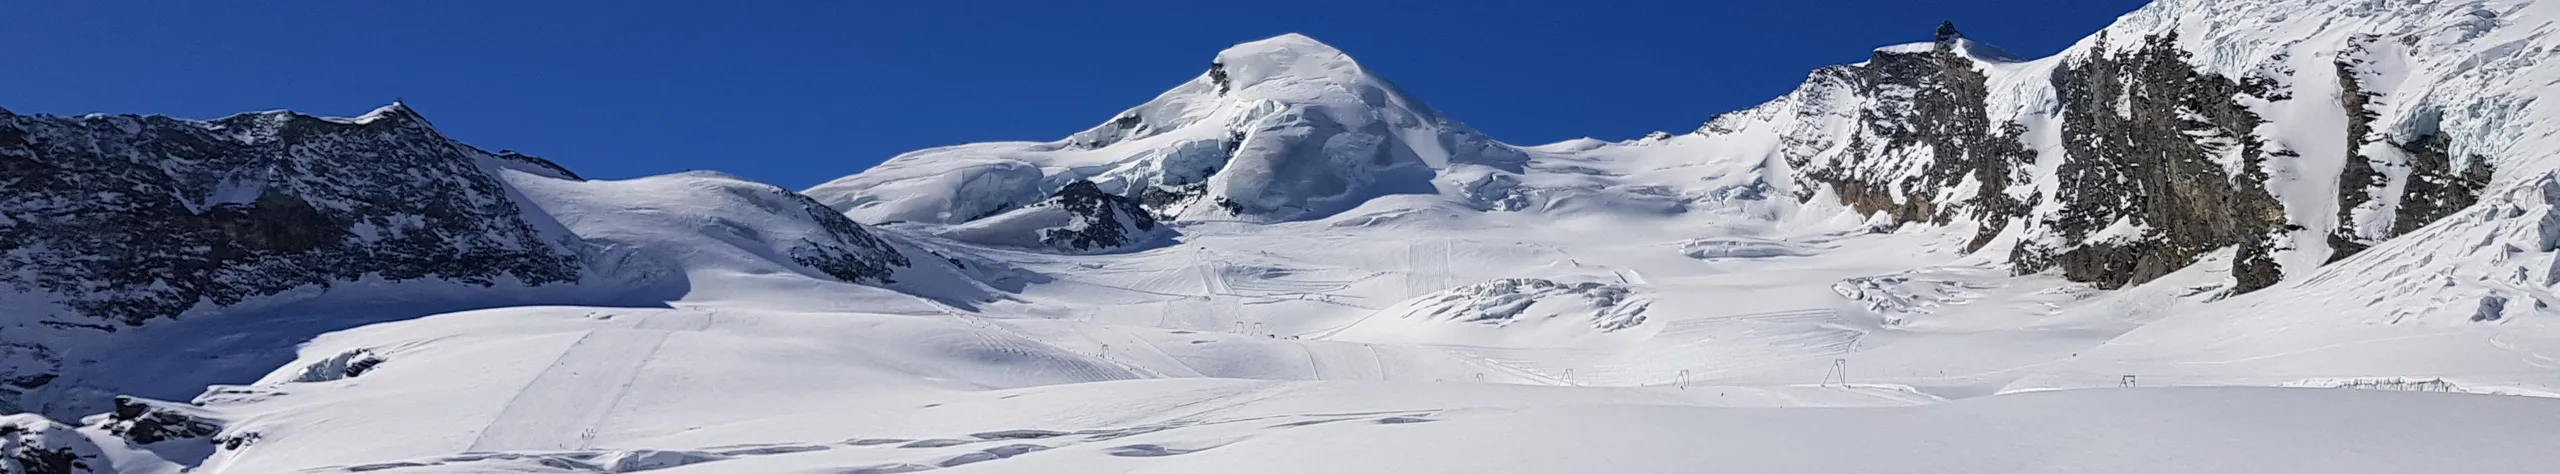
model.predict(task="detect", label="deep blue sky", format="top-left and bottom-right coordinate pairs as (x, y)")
top-left (5, 1), bottom-right (2147, 189)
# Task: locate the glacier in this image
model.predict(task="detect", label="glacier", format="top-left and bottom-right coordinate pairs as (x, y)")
top-left (6, 0), bottom-right (2560, 472)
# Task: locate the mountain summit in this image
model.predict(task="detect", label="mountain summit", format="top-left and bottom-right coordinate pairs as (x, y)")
top-left (804, 33), bottom-right (1524, 225)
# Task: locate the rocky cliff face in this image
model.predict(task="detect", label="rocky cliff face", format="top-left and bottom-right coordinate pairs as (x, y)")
top-left (1710, 7), bottom-right (2545, 296)
top-left (1035, 181), bottom-right (1165, 252)
top-left (2018, 31), bottom-right (2290, 293)
top-left (0, 104), bottom-right (584, 325)
top-left (1785, 23), bottom-right (2035, 252)
top-left (0, 105), bottom-right (600, 414)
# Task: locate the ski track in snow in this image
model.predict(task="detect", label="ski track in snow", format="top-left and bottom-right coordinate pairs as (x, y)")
top-left (932, 298), bottom-right (1154, 381)
top-left (466, 310), bottom-right (714, 452)
top-left (1402, 239), bottom-right (1457, 298)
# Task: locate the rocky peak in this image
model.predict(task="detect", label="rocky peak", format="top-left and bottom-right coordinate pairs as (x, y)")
top-left (1935, 21), bottom-right (1964, 44)
top-left (1, 105), bottom-right (586, 325)
top-left (0, 104), bottom-right (595, 415)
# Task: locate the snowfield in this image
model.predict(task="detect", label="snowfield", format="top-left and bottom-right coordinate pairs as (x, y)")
top-left (17, 0), bottom-right (2560, 472)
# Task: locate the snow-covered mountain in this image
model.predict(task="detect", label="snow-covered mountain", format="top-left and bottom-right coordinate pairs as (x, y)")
top-left (802, 33), bottom-right (1528, 225)
top-left (0, 105), bottom-right (948, 420)
top-left (10, 0), bottom-right (2560, 472)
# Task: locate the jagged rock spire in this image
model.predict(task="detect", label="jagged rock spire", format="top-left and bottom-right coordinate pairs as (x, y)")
top-left (1935, 21), bottom-right (1964, 44)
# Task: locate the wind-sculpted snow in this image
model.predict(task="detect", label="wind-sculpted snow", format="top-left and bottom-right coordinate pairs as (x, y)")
top-left (497, 170), bottom-right (915, 287)
top-left (806, 33), bottom-right (1529, 225)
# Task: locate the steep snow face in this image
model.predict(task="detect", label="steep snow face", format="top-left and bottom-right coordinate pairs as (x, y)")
top-left (805, 33), bottom-right (1527, 225)
top-left (500, 170), bottom-right (912, 289)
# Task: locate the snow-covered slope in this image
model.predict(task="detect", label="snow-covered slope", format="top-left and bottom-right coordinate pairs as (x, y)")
top-left (803, 33), bottom-right (1528, 226)
top-left (0, 105), bottom-right (951, 422)
top-left (1321, 278), bottom-right (1651, 348)
top-left (16, 0), bottom-right (2560, 472)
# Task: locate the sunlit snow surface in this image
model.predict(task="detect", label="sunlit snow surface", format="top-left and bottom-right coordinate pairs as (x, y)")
top-left (63, 0), bottom-right (2560, 472)
top-left (162, 160), bottom-right (2560, 473)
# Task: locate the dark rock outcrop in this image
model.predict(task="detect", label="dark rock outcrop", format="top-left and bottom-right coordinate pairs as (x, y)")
top-left (785, 192), bottom-right (911, 283)
top-left (1208, 60), bottom-right (1233, 95)
top-left (1763, 26), bottom-right (2325, 294)
top-left (1037, 181), bottom-right (1164, 252)
top-left (2020, 32), bottom-right (2289, 292)
top-left (2331, 39), bottom-right (2387, 261)
top-left (0, 416), bottom-right (99, 474)
top-left (2327, 34), bottom-right (2489, 262)
top-left (89, 396), bottom-right (221, 445)
top-left (2391, 132), bottom-right (2493, 236)
top-left (0, 105), bottom-right (583, 325)
top-left (1793, 22), bottom-right (2033, 251)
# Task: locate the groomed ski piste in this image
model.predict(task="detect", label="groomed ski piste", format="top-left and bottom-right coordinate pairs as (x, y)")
top-left (28, 1), bottom-right (2560, 472)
